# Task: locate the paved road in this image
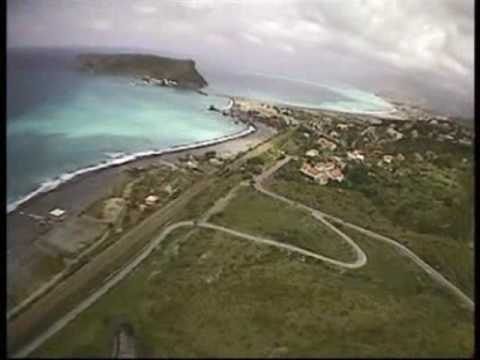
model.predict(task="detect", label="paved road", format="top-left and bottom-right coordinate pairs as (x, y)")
top-left (12, 153), bottom-right (473, 357)
top-left (255, 156), bottom-right (474, 311)
top-left (199, 222), bottom-right (366, 269)
top-left (323, 217), bottom-right (475, 310)
top-left (9, 129), bottom-right (290, 357)
top-left (12, 158), bottom-right (366, 358)
top-left (14, 208), bottom-right (366, 358)
top-left (12, 221), bottom-right (195, 358)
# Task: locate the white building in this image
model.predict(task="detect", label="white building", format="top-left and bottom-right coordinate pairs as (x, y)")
top-left (145, 195), bottom-right (159, 206)
top-left (347, 150), bottom-right (365, 162)
top-left (383, 155), bottom-right (394, 164)
top-left (49, 208), bottom-right (66, 221)
top-left (305, 149), bottom-right (319, 158)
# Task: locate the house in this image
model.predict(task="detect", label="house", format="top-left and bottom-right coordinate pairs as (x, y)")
top-left (327, 168), bottom-right (345, 182)
top-left (383, 155), bottom-right (394, 164)
top-left (145, 195), bottom-right (159, 206)
top-left (49, 208), bottom-right (66, 221)
top-left (337, 123), bottom-right (349, 130)
top-left (300, 163), bottom-right (329, 185)
top-left (347, 150), bottom-right (365, 162)
top-left (300, 161), bottom-right (342, 185)
top-left (396, 153), bottom-right (405, 161)
top-left (316, 137), bottom-right (337, 151)
top-left (329, 130), bottom-right (339, 138)
top-left (331, 156), bottom-right (346, 170)
top-left (386, 127), bottom-right (404, 141)
top-left (305, 149), bottom-right (319, 158)
top-left (316, 162), bottom-right (336, 172)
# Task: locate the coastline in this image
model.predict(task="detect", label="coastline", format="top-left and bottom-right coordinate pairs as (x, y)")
top-left (7, 119), bottom-right (275, 251)
top-left (223, 94), bottom-right (401, 119)
top-left (7, 102), bottom-right (249, 215)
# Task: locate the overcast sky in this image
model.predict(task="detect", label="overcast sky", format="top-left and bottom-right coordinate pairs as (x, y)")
top-left (7, 0), bottom-right (474, 117)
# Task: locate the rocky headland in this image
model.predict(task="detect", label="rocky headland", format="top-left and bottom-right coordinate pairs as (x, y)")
top-left (76, 53), bottom-right (208, 90)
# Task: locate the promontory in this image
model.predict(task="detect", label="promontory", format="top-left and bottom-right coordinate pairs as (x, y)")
top-left (76, 53), bottom-right (208, 90)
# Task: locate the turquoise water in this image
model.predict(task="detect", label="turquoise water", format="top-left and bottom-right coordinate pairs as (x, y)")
top-left (7, 48), bottom-right (394, 213)
top-left (200, 67), bottom-right (394, 113)
top-left (7, 49), bottom-right (244, 212)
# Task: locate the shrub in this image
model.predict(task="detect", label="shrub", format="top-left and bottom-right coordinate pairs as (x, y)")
top-left (347, 164), bottom-right (370, 186)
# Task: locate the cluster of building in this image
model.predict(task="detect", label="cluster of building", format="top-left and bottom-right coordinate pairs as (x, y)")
top-left (300, 160), bottom-right (345, 185)
top-left (229, 99), bottom-right (300, 129)
top-left (134, 76), bottom-right (178, 87)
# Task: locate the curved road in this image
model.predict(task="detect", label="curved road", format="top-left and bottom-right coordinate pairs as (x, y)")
top-left (13, 156), bottom-right (473, 358)
top-left (255, 156), bottom-right (474, 311)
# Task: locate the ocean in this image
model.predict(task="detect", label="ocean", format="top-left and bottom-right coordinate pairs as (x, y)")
top-left (7, 47), bottom-right (393, 212)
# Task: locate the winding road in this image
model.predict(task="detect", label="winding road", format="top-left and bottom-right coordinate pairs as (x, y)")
top-left (12, 155), bottom-right (474, 358)
top-left (255, 157), bottom-right (474, 310)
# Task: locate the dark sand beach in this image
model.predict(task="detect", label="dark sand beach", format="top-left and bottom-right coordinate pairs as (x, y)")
top-left (7, 121), bottom-right (276, 253)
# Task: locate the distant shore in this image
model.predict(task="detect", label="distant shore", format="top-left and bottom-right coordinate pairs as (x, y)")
top-left (223, 93), bottom-right (402, 120)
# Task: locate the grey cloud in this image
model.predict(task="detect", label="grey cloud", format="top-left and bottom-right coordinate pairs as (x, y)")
top-left (7, 0), bottom-right (474, 117)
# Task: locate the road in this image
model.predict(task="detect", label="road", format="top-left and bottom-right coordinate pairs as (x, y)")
top-left (8, 129), bottom-right (290, 356)
top-left (12, 152), bottom-right (473, 357)
top-left (199, 222), bottom-right (366, 269)
top-left (255, 156), bottom-right (474, 311)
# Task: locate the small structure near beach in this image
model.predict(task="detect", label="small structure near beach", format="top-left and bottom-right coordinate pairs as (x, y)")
top-left (48, 208), bottom-right (66, 221)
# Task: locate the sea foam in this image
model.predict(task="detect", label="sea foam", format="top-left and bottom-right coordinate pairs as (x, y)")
top-left (7, 125), bottom-right (255, 214)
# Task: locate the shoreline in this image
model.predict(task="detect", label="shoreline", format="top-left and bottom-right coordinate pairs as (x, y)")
top-left (7, 88), bottom-right (401, 216)
top-left (7, 97), bottom-right (247, 215)
top-left (222, 93), bottom-right (401, 119)
top-left (6, 118), bottom-right (275, 252)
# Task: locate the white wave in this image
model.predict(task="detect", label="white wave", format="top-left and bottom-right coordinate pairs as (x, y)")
top-left (104, 152), bottom-right (127, 159)
top-left (7, 125), bottom-right (255, 214)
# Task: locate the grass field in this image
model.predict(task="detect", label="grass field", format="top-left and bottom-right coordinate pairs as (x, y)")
top-left (211, 186), bottom-right (356, 262)
top-left (267, 156), bottom-right (474, 298)
top-left (25, 126), bottom-right (474, 358)
top-left (35, 223), bottom-right (473, 358)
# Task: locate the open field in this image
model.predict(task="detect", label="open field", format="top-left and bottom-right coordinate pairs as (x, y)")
top-left (9, 100), bottom-right (474, 358)
top-left (35, 223), bottom-right (473, 357)
top-left (211, 186), bottom-right (356, 261)
top-left (7, 127), bottom-right (284, 356)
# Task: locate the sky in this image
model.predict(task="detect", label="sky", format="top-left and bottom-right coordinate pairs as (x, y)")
top-left (7, 0), bottom-right (474, 117)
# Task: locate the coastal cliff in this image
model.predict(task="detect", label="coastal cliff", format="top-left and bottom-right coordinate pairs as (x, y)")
top-left (76, 53), bottom-right (208, 89)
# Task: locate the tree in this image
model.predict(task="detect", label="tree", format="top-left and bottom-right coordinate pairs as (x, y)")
top-left (347, 164), bottom-right (370, 186)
